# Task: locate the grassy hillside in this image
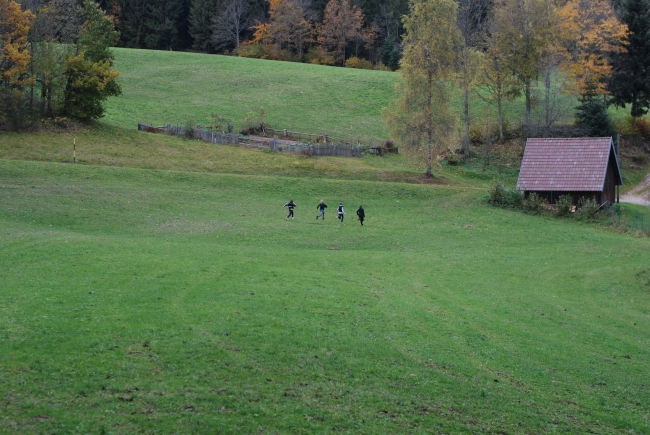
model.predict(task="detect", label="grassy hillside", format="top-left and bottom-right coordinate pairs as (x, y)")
top-left (1, 159), bottom-right (649, 434)
top-left (105, 49), bottom-right (400, 141)
top-left (104, 48), bottom-right (641, 143)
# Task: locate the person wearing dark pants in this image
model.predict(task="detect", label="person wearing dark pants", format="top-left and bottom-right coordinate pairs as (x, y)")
top-left (284, 200), bottom-right (296, 220)
top-left (356, 205), bottom-right (365, 225)
top-left (316, 200), bottom-right (328, 219)
top-left (337, 203), bottom-right (345, 223)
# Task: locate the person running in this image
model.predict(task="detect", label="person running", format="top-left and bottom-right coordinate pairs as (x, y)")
top-left (337, 202), bottom-right (345, 223)
top-left (284, 200), bottom-right (296, 220)
top-left (316, 200), bottom-right (328, 219)
top-left (356, 205), bottom-right (365, 225)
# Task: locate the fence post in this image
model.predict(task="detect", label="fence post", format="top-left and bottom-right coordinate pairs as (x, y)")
top-left (272, 135), bottom-right (277, 151)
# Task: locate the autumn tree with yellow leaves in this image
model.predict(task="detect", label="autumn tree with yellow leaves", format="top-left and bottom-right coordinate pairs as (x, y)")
top-left (318, 0), bottom-right (364, 65)
top-left (385, 0), bottom-right (461, 177)
top-left (247, 0), bottom-right (312, 61)
top-left (0, 0), bottom-right (35, 129)
top-left (0, 0), bottom-right (34, 87)
top-left (557, 0), bottom-right (627, 96)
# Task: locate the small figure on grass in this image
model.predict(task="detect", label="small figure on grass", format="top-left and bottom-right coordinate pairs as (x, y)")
top-left (356, 205), bottom-right (365, 226)
top-left (337, 202), bottom-right (345, 223)
top-left (284, 200), bottom-right (296, 220)
top-left (316, 200), bottom-right (328, 219)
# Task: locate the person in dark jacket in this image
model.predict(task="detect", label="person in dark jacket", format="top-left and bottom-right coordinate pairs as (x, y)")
top-left (284, 200), bottom-right (296, 220)
top-left (316, 200), bottom-right (328, 219)
top-left (356, 205), bottom-right (365, 225)
top-left (337, 203), bottom-right (345, 223)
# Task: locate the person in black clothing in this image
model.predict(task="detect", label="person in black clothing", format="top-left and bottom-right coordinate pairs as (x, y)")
top-left (337, 202), bottom-right (345, 223)
top-left (284, 200), bottom-right (296, 220)
top-left (356, 205), bottom-right (365, 225)
top-left (316, 200), bottom-right (328, 219)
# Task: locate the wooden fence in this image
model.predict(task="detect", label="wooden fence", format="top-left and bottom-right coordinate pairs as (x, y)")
top-left (269, 138), bottom-right (363, 157)
top-left (138, 123), bottom-right (396, 158)
top-left (137, 123), bottom-right (239, 145)
top-left (266, 128), bottom-right (388, 149)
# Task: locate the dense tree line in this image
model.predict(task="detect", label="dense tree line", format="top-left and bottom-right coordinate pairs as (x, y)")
top-left (4, 0), bottom-right (649, 136)
top-left (0, 0), bottom-right (120, 130)
top-left (18, 0), bottom-right (410, 66)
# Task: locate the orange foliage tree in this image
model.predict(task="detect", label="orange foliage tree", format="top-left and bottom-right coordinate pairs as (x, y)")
top-left (557, 0), bottom-right (627, 95)
top-left (0, 0), bottom-right (35, 129)
top-left (0, 0), bottom-right (35, 88)
top-left (318, 0), bottom-right (364, 65)
top-left (248, 0), bottom-right (311, 61)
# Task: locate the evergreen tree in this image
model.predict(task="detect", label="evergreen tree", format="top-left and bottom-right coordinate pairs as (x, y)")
top-left (63, 0), bottom-right (121, 120)
top-left (189, 0), bottom-right (218, 52)
top-left (118, 0), bottom-right (148, 47)
top-left (381, 36), bottom-right (400, 70)
top-left (245, 0), bottom-right (267, 21)
top-left (575, 84), bottom-right (614, 137)
top-left (144, 0), bottom-right (185, 50)
top-left (608, 0), bottom-right (650, 117)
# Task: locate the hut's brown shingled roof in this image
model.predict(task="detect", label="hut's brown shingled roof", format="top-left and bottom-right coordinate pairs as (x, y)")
top-left (517, 137), bottom-right (619, 191)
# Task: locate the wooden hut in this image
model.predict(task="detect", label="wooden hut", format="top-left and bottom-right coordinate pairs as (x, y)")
top-left (517, 137), bottom-right (623, 205)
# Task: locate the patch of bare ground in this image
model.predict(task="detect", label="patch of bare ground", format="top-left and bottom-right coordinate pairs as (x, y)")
top-left (621, 172), bottom-right (650, 205)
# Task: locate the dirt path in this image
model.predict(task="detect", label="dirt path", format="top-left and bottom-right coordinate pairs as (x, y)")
top-left (621, 172), bottom-right (650, 205)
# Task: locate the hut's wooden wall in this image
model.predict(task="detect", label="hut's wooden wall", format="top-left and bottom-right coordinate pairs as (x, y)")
top-left (602, 154), bottom-right (618, 204)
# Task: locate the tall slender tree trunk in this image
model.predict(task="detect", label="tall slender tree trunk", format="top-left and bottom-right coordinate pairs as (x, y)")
top-left (426, 48), bottom-right (433, 178)
top-left (40, 82), bottom-right (47, 116)
top-left (463, 71), bottom-right (470, 155)
top-left (287, 36), bottom-right (291, 61)
top-left (47, 84), bottom-right (53, 117)
top-left (492, 57), bottom-right (505, 142)
top-left (525, 80), bottom-right (531, 130)
top-left (544, 61), bottom-right (551, 137)
top-left (497, 80), bottom-right (504, 141)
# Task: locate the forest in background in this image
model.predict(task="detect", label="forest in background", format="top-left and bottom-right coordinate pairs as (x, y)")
top-left (2, 0), bottom-right (649, 146)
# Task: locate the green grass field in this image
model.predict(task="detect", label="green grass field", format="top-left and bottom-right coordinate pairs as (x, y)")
top-left (105, 49), bottom-right (400, 141)
top-left (1, 158), bottom-right (650, 434)
top-left (2, 48), bottom-right (650, 434)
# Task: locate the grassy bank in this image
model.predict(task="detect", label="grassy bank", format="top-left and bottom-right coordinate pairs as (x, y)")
top-left (0, 124), bottom-right (446, 184)
top-left (1, 159), bottom-right (649, 434)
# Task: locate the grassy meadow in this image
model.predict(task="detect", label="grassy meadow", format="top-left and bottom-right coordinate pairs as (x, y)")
top-left (1, 158), bottom-right (650, 434)
top-left (2, 48), bottom-right (650, 434)
top-left (105, 49), bottom-right (400, 141)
